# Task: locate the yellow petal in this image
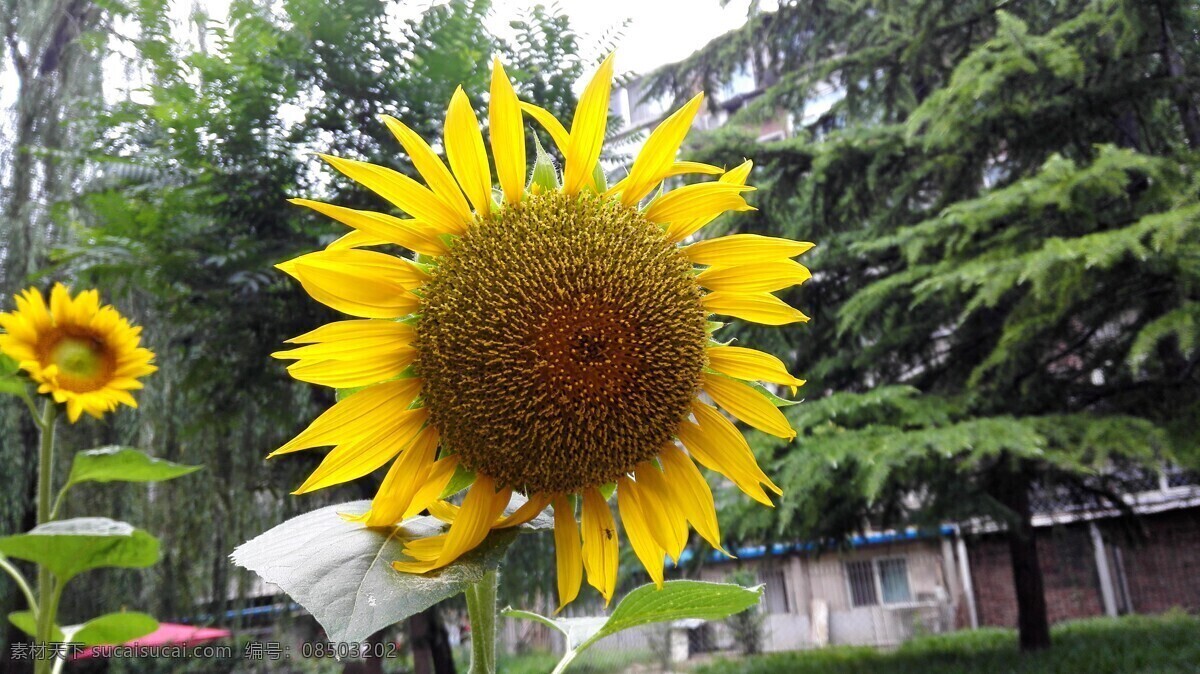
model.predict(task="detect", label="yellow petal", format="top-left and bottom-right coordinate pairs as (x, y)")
top-left (398, 534), bottom-right (447, 563)
top-left (276, 250), bottom-right (423, 319)
top-left (618, 93), bottom-right (704, 206)
top-left (691, 401), bottom-right (782, 495)
top-left (581, 486), bottom-right (618, 605)
top-left (676, 402), bottom-right (781, 506)
top-left (552, 495), bottom-right (583, 612)
top-left (283, 350), bottom-right (417, 388)
top-left (707, 345), bottom-right (806, 395)
top-left (659, 445), bottom-right (726, 553)
top-left (631, 464), bottom-right (688, 562)
top-left (290, 199), bottom-right (449, 255)
top-left (294, 408), bottom-right (428, 493)
top-left (564, 54), bottom-right (615, 195)
top-left (433, 476), bottom-right (512, 566)
top-left (607, 160), bottom-right (725, 196)
top-left (489, 58), bottom-right (525, 205)
top-left (445, 87), bottom-right (493, 215)
top-left (380, 115), bottom-right (474, 221)
top-left (702, 291), bottom-right (809, 326)
top-left (703, 373), bottom-right (796, 439)
top-left (403, 455), bottom-right (460, 519)
top-left (327, 228), bottom-right (390, 250)
top-left (495, 492), bottom-right (553, 529)
top-left (271, 378), bottom-right (422, 456)
top-left (283, 319), bottom-right (415, 345)
top-left (665, 160), bottom-right (755, 242)
top-left (280, 249), bottom-right (428, 288)
top-left (355, 425), bottom-right (440, 527)
top-left (617, 478), bottom-right (665, 589)
top-left (318, 153), bottom-right (468, 235)
top-left (427, 499), bottom-right (460, 524)
top-left (684, 233), bottom-right (814, 266)
top-left (519, 102), bottom-right (570, 156)
top-left (696, 260), bottom-right (812, 293)
top-left (643, 182), bottom-right (754, 226)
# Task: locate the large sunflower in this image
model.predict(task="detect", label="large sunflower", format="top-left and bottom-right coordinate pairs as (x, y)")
top-left (274, 55), bottom-right (812, 608)
top-left (0, 284), bottom-right (157, 422)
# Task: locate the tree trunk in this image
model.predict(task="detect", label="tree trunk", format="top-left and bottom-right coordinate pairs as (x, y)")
top-left (997, 473), bottom-right (1052, 652)
top-left (409, 605), bottom-right (456, 674)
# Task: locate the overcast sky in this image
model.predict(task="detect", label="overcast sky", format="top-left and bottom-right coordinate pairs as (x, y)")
top-left (1, 0), bottom-right (768, 134)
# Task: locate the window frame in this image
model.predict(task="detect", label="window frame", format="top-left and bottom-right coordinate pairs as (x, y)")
top-left (844, 556), bottom-right (915, 608)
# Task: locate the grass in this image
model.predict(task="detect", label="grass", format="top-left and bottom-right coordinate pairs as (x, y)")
top-left (696, 612), bottom-right (1200, 674)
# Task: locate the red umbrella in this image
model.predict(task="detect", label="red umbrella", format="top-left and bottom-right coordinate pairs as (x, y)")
top-left (73, 623), bottom-right (232, 659)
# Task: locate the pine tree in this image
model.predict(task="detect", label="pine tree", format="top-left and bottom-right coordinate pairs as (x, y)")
top-left (651, 0), bottom-right (1199, 651)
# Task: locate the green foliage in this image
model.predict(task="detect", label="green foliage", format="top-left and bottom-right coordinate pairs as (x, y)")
top-left (65, 447), bottom-right (202, 488)
top-left (504, 580), bottom-right (763, 673)
top-left (0, 518), bottom-right (159, 583)
top-left (20, 0), bottom-right (593, 632)
top-left (722, 569), bottom-right (765, 656)
top-left (695, 612), bottom-right (1200, 674)
top-left (652, 0), bottom-right (1199, 559)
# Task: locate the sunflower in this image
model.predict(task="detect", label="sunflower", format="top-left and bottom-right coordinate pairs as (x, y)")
top-left (0, 284), bottom-right (157, 422)
top-left (274, 55), bottom-right (812, 608)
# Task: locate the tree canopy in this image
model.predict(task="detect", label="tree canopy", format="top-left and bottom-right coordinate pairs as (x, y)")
top-left (650, 0), bottom-right (1199, 650)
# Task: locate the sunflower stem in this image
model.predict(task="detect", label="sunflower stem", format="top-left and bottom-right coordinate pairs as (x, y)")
top-left (34, 400), bottom-right (57, 674)
top-left (465, 569), bottom-right (498, 674)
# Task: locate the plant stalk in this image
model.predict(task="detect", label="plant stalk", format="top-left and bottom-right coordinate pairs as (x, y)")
top-left (34, 401), bottom-right (58, 674)
top-left (465, 570), bottom-right (498, 674)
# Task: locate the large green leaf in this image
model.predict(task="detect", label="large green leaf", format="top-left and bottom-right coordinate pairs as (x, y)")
top-left (66, 446), bottom-right (202, 487)
top-left (504, 581), bottom-right (762, 672)
top-left (9, 611), bottom-right (158, 646)
top-left (0, 518), bottom-right (160, 582)
top-left (66, 612), bottom-right (158, 646)
top-left (232, 496), bottom-right (549, 644)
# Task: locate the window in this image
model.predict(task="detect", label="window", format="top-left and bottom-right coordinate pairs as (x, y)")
top-left (845, 557), bottom-right (912, 607)
top-left (759, 567), bottom-right (791, 614)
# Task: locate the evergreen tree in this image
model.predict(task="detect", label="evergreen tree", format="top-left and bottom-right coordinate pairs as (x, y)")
top-left (650, 0), bottom-right (1199, 651)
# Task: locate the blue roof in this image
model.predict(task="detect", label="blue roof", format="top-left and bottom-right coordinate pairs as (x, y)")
top-left (674, 525), bottom-right (955, 565)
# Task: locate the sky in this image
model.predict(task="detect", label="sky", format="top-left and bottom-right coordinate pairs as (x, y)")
top-left (482, 0), bottom-right (768, 76)
top-left (2, 0), bottom-right (769, 145)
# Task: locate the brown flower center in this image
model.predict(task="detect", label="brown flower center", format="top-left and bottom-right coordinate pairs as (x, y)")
top-left (40, 331), bottom-right (115, 393)
top-left (416, 191), bottom-right (707, 493)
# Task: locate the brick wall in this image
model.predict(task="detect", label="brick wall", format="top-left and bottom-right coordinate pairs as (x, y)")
top-left (1113, 508), bottom-right (1200, 614)
top-left (968, 525), bottom-right (1105, 627)
top-left (966, 506), bottom-right (1200, 627)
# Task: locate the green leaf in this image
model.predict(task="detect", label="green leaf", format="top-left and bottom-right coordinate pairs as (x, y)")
top-left (0, 518), bottom-right (160, 582)
top-left (232, 499), bottom-right (538, 643)
top-left (503, 580), bottom-right (763, 664)
top-left (65, 612), bottom-right (158, 646)
top-left (439, 463), bottom-right (476, 498)
top-left (9, 611), bottom-right (63, 642)
top-left (0, 353), bottom-right (18, 376)
top-left (748, 381), bottom-right (803, 408)
top-left (9, 611), bottom-right (158, 646)
top-left (66, 447), bottom-right (202, 487)
top-left (0, 376), bottom-right (26, 397)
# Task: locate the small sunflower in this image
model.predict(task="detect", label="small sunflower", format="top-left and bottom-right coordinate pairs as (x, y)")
top-left (0, 284), bottom-right (157, 422)
top-left (274, 55), bottom-right (812, 608)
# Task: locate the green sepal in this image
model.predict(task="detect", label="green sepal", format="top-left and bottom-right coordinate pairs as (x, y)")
top-left (529, 135), bottom-right (560, 193)
top-left (591, 162), bottom-right (608, 193)
top-left (439, 463), bottom-right (476, 499)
